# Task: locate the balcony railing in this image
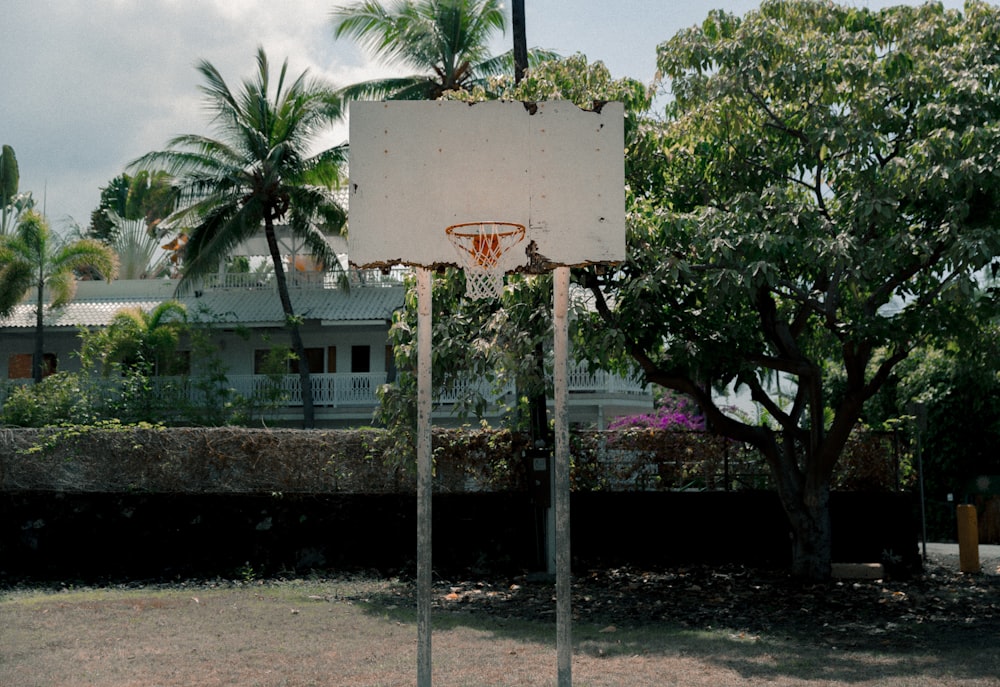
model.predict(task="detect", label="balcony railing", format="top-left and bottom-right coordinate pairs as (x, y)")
top-left (197, 267), bottom-right (410, 290)
top-left (220, 373), bottom-right (387, 407)
top-left (2, 367), bottom-right (647, 413)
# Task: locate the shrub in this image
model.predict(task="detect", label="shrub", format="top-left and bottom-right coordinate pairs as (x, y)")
top-left (1, 373), bottom-right (95, 427)
top-left (607, 394), bottom-right (705, 431)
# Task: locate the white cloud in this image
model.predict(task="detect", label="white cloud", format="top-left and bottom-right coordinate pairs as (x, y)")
top-left (1, 0), bottom-right (969, 232)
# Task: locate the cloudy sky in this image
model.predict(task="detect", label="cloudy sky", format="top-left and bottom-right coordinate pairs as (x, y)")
top-left (2, 0), bottom-right (968, 232)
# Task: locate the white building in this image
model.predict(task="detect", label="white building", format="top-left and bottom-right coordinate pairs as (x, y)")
top-left (0, 268), bottom-right (652, 428)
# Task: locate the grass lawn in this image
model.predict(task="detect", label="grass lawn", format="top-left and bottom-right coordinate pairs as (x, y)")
top-left (2, 569), bottom-right (998, 687)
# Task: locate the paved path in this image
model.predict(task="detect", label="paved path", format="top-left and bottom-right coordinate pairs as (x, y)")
top-left (925, 542), bottom-right (1000, 557)
top-left (924, 541), bottom-right (1000, 575)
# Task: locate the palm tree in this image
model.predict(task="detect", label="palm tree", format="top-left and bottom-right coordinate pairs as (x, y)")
top-left (85, 301), bottom-right (188, 376)
top-left (331, 0), bottom-right (558, 100)
top-left (130, 47), bottom-right (347, 428)
top-left (0, 210), bottom-right (119, 383)
top-left (102, 210), bottom-right (171, 279)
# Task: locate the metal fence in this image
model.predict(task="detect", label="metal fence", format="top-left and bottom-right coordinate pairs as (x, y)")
top-left (570, 429), bottom-right (905, 492)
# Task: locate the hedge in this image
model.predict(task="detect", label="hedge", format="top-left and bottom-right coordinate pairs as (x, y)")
top-left (0, 425), bottom-right (901, 494)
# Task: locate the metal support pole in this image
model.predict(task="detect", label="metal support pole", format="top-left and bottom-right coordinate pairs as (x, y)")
top-left (916, 427), bottom-right (928, 563)
top-left (553, 266), bottom-right (572, 687)
top-left (908, 402), bottom-right (928, 562)
top-left (416, 267), bottom-right (433, 687)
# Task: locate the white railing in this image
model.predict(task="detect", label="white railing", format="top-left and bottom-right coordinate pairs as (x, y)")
top-left (434, 377), bottom-right (509, 404)
top-left (567, 368), bottom-right (648, 395)
top-left (1, 366), bottom-right (647, 411)
top-left (167, 372), bottom-right (388, 408)
top-left (199, 271), bottom-right (340, 290)
top-left (197, 267), bottom-right (409, 291)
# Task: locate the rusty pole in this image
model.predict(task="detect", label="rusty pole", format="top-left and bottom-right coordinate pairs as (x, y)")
top-left (417, 267), bottom-right (433, 686)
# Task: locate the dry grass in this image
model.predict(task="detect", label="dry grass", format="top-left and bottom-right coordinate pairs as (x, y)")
top-left (3, 576), bottom-right (998, 687)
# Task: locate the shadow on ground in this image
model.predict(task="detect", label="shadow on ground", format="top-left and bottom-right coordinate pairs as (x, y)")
top-left (356, 560), bottom-right (1000, 684)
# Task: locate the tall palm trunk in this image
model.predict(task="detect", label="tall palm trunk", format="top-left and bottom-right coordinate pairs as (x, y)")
top-left (32, 276), bottom-right (45, 384)
top-left (263, 217), bottom-right (315, 429)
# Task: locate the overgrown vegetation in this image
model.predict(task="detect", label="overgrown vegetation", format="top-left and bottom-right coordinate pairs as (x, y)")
top-left (0, 425), bottom-right (899, 495)
top-left (0, 303), bottom-right (300, 428)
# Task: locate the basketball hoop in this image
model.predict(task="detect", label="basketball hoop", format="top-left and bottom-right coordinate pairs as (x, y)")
top-left (446, 221), bottom-right (526, 299)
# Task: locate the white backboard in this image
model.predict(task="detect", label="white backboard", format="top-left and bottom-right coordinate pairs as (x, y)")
top-left (348, 100), bottom-right (625, 271)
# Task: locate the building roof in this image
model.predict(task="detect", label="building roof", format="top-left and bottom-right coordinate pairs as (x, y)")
top-left (0, 279), bottom-right (404, 330)
top-left (187, 284), bottom-right (404, 326)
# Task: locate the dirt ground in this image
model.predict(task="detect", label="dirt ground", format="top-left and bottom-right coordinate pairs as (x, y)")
top-left (2, 551), bottom-right (998, 687)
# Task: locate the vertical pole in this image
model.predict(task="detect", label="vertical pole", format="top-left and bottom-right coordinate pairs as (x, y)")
top-left (553, 266), bottom-right (572, 687)
top-left (512, 0), bottom-right (528, 84)
top-left (916, 427), bottom-right (927, 562)
top-left (913, 404), bottom-right (928, 563)
top-left (416, 267), bottom-right (433, 687)
top-left (957, 504), bottom-right (980, 574)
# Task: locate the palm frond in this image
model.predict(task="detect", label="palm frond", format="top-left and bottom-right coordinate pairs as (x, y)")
top-left (104, 211), bottom-right (170, 279)
top-left (339, 77), bottom-right (436, 101)
top-left (53, 239), bottom-right (119, 281)
top-left (331, 0), bottom-right (561, 101)
top-left (332, 0), bottom-right (411, 63)
top-left (0, 247), bottom-right (33, 315)
top-left (46, 269), bottom-right (76, 309)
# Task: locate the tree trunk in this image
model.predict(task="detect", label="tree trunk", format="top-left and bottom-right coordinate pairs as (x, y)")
top-left (756, 431), bottom-right (834, 581)
top-left (512, 0), bottom-right (528, 84)
top-left (528, 340), bottom-right (550, 446)
top-left (782, 479), bottom-right (833, 579)
top-left (32, 282), bottom-right (45, 384)
top-left (263, 219), bottom-right (315, 429)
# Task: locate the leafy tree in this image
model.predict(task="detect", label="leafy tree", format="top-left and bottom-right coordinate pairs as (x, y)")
top-left (89, 175), bottom-right (131, 242)
top-left (130, 47), bottom-right (348, 428)
top-left (861, 313), bottom-right (1000, 539)
top-left (576, 0), bottom-right (1000, 578)
top-left (0, 210), bottom-right (119, 383)
top-left (331, 0), bottom-right (558, 100)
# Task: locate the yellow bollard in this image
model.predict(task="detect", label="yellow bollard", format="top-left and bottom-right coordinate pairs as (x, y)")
top-left (956, 504), bottom-right (980, 573)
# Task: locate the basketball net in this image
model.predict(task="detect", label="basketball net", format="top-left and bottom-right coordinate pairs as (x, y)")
top-left (446, 222), bottom-right (526, 299)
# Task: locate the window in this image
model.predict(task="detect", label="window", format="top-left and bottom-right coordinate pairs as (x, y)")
top-left (327, 346), bottom-right (337, 374)
top-left (7, 353), bottom-right (57, 379)
top-left (351, 345), bottom-right (370, 373)
top-left (291, 348), bottom-right (324, 374)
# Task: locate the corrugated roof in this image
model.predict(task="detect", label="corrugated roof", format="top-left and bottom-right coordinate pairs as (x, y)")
top-left (0, 299), bottom-right (169, 329)
top-left (184, 285), bottom-right (404, 325)
top-left (0, 283), bottom-right (404, 329)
